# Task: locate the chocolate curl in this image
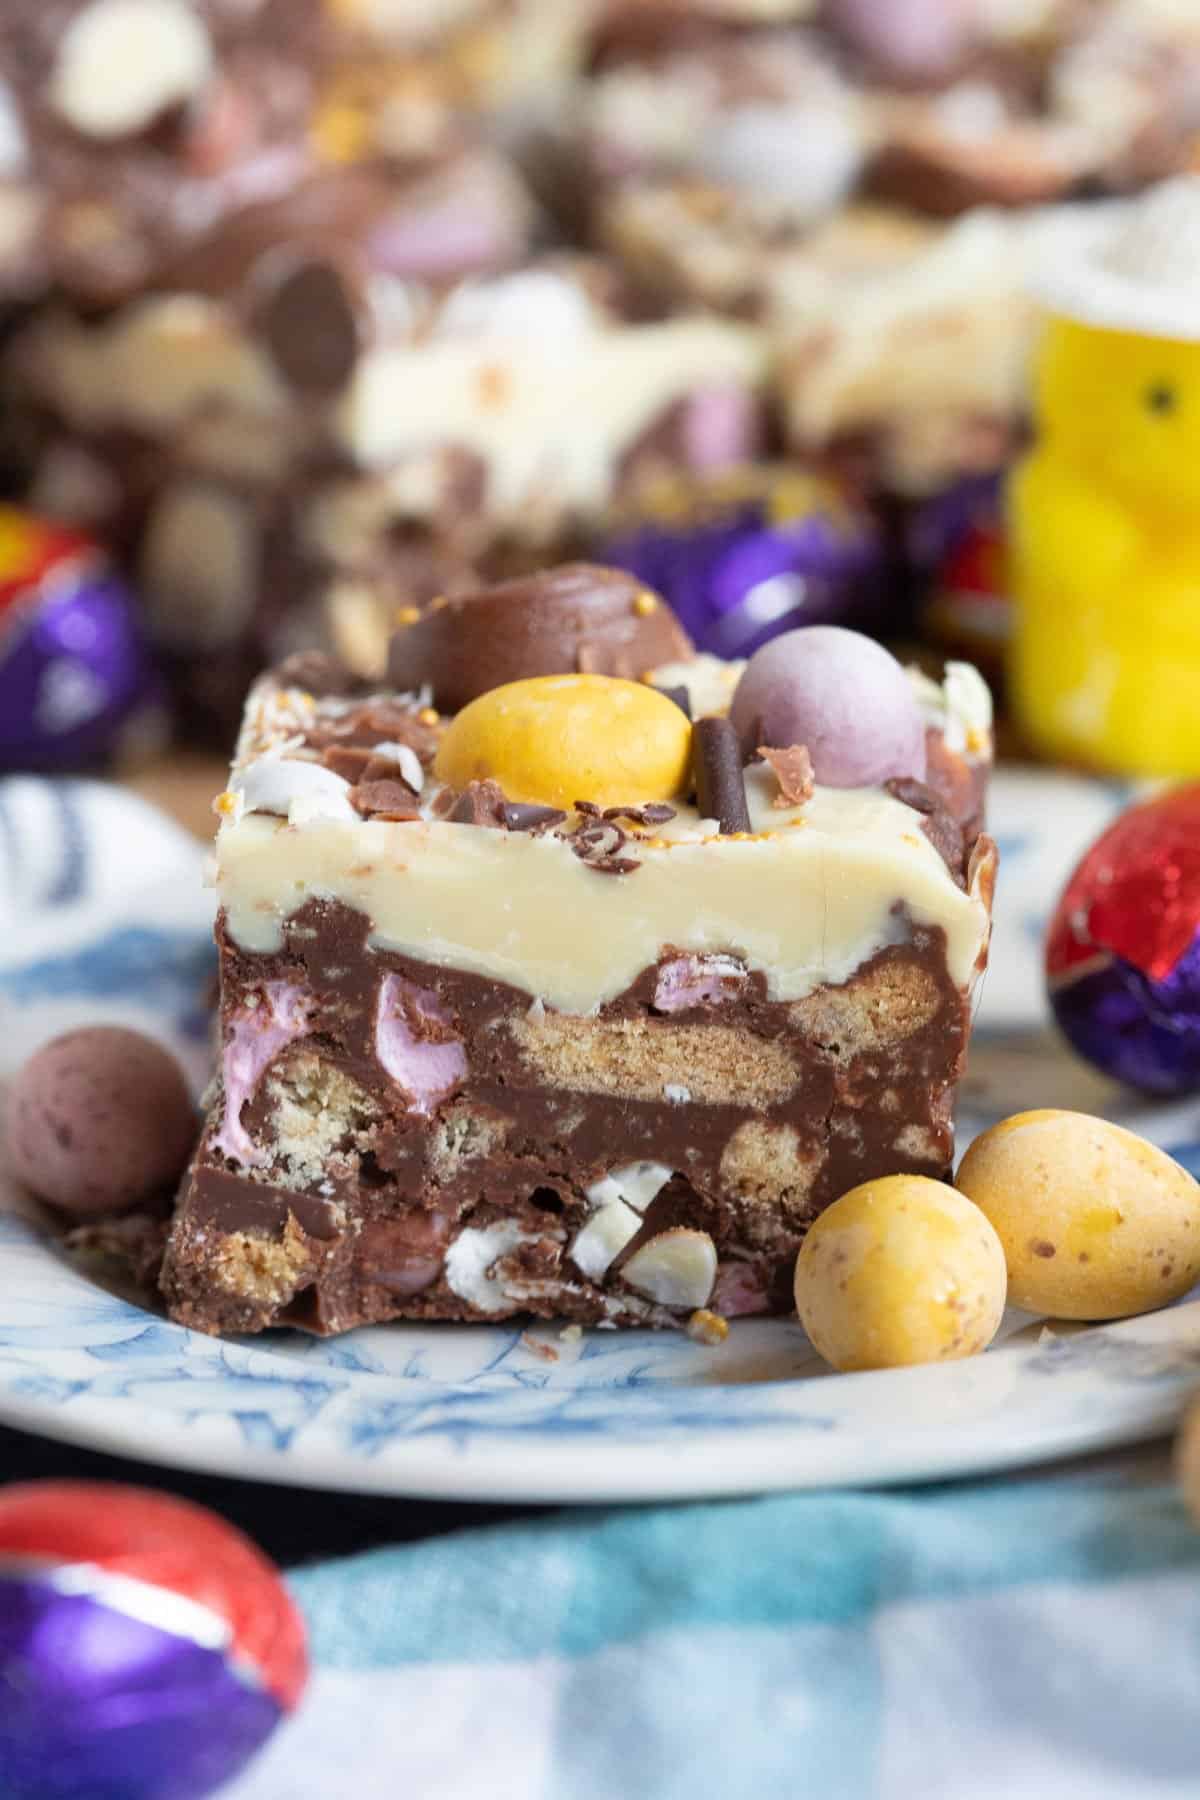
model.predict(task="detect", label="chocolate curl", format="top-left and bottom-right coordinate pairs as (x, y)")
top-left (502, 803), bottom-right (567, 834)
top-left (693, 717), bottom-right (751, 835)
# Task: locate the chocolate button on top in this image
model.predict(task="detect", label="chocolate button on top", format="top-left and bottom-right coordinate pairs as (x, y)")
top-left (387, 563), bottom-right (693, 712)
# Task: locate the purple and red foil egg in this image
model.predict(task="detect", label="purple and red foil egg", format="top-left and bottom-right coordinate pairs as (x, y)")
top-left (0, 1482), bottom-right (306, 1800)
top-left (0, 507), bottom-right (164, 771)
top-left (1046, 786), bottom-right (1200, 1096)
top-left (603, 467), bottom-right (886, 660)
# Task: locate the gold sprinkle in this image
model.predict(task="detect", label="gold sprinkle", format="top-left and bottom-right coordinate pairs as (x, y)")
top-left (429, 594), bottom-right (450, 612)
top-left (418, 706), bottom-right (439, 726)
top-left (633, 590), bottom-right (659, 617)
top-left (394, 606), bottom-right (421, 626)
top-left (212, 790), bottom-right (240, 819)
top-left (311, 100), bottom-right (369, 165)
top-left (687, 1308), bottom-right (729, 1346)
top-left (476, 363), bottom-right (510, 408)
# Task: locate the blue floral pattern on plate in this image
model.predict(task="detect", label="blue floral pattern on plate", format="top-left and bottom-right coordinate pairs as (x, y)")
top-left (1, 770), bottom-right (1198, 1502)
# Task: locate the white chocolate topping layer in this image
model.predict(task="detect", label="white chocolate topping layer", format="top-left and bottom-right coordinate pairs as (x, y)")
top-left (215, 764), bottom-right (990, 1014)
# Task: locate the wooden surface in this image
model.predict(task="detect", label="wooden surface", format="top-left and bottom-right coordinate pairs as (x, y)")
top-left (122, 750), bottom-right (227, 842)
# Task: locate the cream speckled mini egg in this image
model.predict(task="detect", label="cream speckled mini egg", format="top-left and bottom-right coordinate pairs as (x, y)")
top-left (955, 1110), bottom-right (1200, 1320)
top-left (793, 1175), bottom-right (1007, 1373)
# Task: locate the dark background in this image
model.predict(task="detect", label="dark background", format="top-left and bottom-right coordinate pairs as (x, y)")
top-left (0, 1424), bottom-right (538, 1566)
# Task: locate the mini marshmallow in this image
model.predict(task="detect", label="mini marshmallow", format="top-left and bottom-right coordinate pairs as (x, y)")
top-left (50, 0), bottom-right (214, 140)
top-left (586, 1162), bottom-right (674, 1214)
top-left (444, 1221), bottom-right (534, 1313)
top-left (370, 742), bottom-right (425, 792)
top-left (570, 1199), bottom-right (642, 1281)
top-left (623, 1228), bottom-right (718, 1310)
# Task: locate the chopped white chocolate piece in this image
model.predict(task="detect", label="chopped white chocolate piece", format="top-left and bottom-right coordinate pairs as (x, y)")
top-left (444, 1221), bottom-right (536, 1314)
top-left (570, 1200), bottom-right (642, 1281)
top-left (623, 1229), bottom-right (718, 1311)
top-left (586, 1162), bottom-right (674, 1215)
top-left (234, 758), bottom-right (359, 826)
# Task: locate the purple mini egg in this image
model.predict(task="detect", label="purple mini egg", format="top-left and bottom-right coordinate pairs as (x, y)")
top-left (729, 626), bottom-right (926, 789)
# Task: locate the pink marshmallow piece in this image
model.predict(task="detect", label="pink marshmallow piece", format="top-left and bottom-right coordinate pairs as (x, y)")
top-left (679, 383), bottom-right (763, 474)
top-left (654, 954), bottom-right (748, 1014)
top-left (712, 1260), bottom-right (772, 1319)
top-left (214, 981), bottom-right (312, 1168)
top-left (375, 974), bottom-right (467, 1114)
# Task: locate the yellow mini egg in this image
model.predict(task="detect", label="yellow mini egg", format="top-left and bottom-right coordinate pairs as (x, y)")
top-left (793, 1175), bottom-right (1007, 1374)
top-left (955, 1110), bottom-right (1200, 1320)
top-left (433, 673), bottom-right (693, 810)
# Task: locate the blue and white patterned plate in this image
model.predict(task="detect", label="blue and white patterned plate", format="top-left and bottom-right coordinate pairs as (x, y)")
top-left (1, 770), bottom-right (1199, 1504)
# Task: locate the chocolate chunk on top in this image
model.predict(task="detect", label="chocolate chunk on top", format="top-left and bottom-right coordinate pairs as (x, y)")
top-left (350, 780), bottom-right (421, 822)
top-left (502, 803), bottom-right (568, 834)
top-left (758, 745), bottom-right (815, 809)
top-left (446, 780), bottom-right (508, 827)
top-left (386, 563), bottom-right (693, 711)
top-left (885, 777), bottom-right (967, 885)
top-left (655, 685), bottom-right (693, 719)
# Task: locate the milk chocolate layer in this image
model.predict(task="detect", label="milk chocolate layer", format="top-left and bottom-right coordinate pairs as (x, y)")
top-left (161, 895), bottom-right (971, 1336)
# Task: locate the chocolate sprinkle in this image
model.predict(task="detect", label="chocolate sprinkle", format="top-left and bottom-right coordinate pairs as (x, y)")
top-left (603, 802), bottom-right (677, 827)
top-left (502, 803), bottom-right (568, 834)
top-left (693, 717), bottom-right (751, 835)
top-left (655, 684), bottom-right (693, 719)
top-left (568, 817), bottom-right (640, 876)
